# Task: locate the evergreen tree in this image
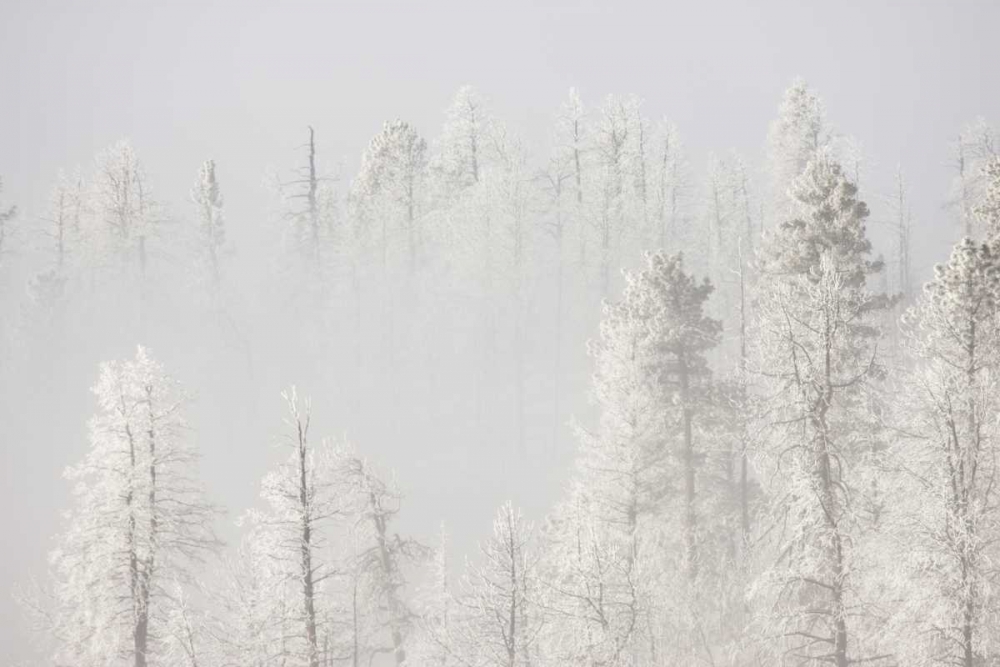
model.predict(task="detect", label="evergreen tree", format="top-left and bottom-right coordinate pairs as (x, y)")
top-left (973, 155), bottom-right (1000, 236)
top-left (431, 86), bottom-right (490, 201)
top-left (889, 237), bottom-right (1000, 666)
top-left (951, 118), bottom-right (997, 239)
top-left (190, 159), bottom-right (226, 299)
top-left (766, 79), bottom-right (829, 230)
top-left (750, 152), bottom-right (893, 667)
top-left (545, 250), bottom-right (722, 664)
top-left (353, 119), bottom-right (428, 275)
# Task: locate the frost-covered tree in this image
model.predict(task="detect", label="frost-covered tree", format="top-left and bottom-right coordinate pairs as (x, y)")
top-left (86, 140), bottom-right (168, 337)
top-left (485, 121), bottom-right (536, 454)
top-left (889, 165), bottom-right (914, 303)
top-left (550, 88), bottom-right (593, 274)
top-left (426, 86), bottom-right (497, 418)
top-left (42, 170), bottom-right (85, 274)
top-left (46, 347), bottom-right (219, 667)
top-left (639, 253), bottom-right (738, 662)
top-left (190, 159), bottom-right (226, 298)
top-left (544, 251), bottom-right (722, 664)
top-left (750, 153), bottom-right (893, 667)
top-left (255, 387), bottom-right (350, 667)
top-left (888, 237), bottom-right (1000, 667)
top-left (699, 156), bottom-right (758, 543)
top-left (973, 155), bottom-right (1000, 237)
top-left (455, 503), bottom-right (542, 667)
top-left (0, 175), bottom-right (17, 267)
top-left (554, 88), bottom-right (588, 208)
top-left (590, 94), bottom-right (643, 296)
top-left (626, 98), bottom-right (652, 235)
top-left (346, 121), bottom-right (429, 453)
top-left (412, 523), bottom-right (457, 667)
top-left (201, 514), bottom-right (305, 667)
top-left (0, 174), bottom-right (19, 365)
top-left (269, 127), bottom-right (339, 305)
top-left (431, 86), bottom-right (491, 201)
top-left (651, 119), bottom-right (690, 252)
top-left (766, 79), bottom-right (829, 229)
top-left (574, 250), bottom-right (674, 539)
top-left (353, 119), bottom-right (428, 274)
top-left (640, 252), bottom-right (721, 579)
top-left (540, 107), bottom-right (580, 444)
top-left (834, 135), bottom-right (870, 196)
top-left (951, 118), bottom-right (997, 239)
top-left (23, 171), bottom-right (90, 334)
top-left (426, 86), bottom-right (541, 458)
top-left (702, 152), bottom-right (756, 321)
top-left (342, 455), bottom-right (426, 666)
top-left (161, 580), bottom-right (205, 667)
top-left (92, 141), bottom-right (159, 280)
top-left (540, 497), bottom-right (647, 666)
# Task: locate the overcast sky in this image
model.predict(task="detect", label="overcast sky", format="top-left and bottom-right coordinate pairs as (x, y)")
top-left (2, 0), bottom-right (998, 661)
top-left (3, 0), bottom-right (998, 264)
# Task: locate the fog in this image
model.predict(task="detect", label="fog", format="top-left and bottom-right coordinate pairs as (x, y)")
top-left (2, 1), bottom-right (999, 665)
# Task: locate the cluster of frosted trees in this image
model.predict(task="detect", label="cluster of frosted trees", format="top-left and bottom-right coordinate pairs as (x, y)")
top-left (7, 80), bottom-right (1000, 666)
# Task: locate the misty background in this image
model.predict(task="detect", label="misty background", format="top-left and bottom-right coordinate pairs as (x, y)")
top-left (1, 0), bottom-right (998, 663)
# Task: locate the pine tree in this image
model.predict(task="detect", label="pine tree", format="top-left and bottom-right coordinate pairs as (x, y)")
top-left (951, 118), bottom-right (997, 239)
top-left (750, 152), bottom-right (893, 667)
top-left (766, 79), bottom-right (829, 230)
top-left (889, 237), bottom-right (1000, 666)
top-left (973, 155), bottom-right (1000, 237)
top-left (639, 252), bottom-right (721, 579)
top-left (190, 159), bottom-right (226, 299)
top-left (431, 86), bottom-right (490, 201)
top-left (28, 170), bottom-right (87, 317)
top-left (545, 250), bottom-right (721, 664)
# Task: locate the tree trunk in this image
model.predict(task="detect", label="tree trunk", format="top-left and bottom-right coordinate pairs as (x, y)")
top-left (679, 356), bottom-right (697, 581)
top-left (814, 316), bottom-right (849, 667)
top-left (297, 418), bottom-right (319, 667)
top-left (738, 252), bottom-right (751, 542)
top-left (371, 492), bottom-right (407, 666)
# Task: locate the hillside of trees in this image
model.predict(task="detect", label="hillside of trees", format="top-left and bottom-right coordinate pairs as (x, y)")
top-left (3, 80), bottom-right (1000, 667)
